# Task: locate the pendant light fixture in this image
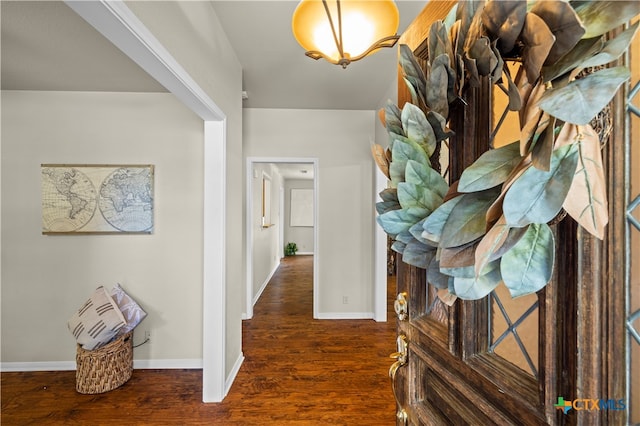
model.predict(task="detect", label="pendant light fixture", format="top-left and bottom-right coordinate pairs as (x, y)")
top-left (292, 0), bottom-right (400, 69)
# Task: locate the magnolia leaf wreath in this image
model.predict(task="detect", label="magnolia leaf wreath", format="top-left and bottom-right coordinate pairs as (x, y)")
top-left (373, 0), bottom-right (640, 301)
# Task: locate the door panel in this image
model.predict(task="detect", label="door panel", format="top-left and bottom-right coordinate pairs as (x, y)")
top-left (389, 2), bottom-right (634, 425)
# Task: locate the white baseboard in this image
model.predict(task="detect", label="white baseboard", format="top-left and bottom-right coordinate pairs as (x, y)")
top-left (224, 352), bottom-right (244, 396)
top-left (295, 252), bottom-right (314, 255)
top-left (133, 359), bottom-right (203, 369)
top-left (252, 260), bottom-right (280, 306)
top-left (1, 359), bottom-right (204, 372)
top-left (315, 312), bottom-right (374, 320)
top-left (1, 361), bottom-right (76, 372)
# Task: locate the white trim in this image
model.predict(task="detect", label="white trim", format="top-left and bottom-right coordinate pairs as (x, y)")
top-left (202, 121), bottom-right (227, 402)
top-left (252, 260), bottom-right (280, 306)
top-left (244, 159), bottom-right (255, 319)
top-left (295, 252), bottom-right (315, 256)
top-left (134, 359), bottom-right (203, 369)
top-left (245, 157), bottom-right (320, 320)
top-left (315, 312), bottom-right (375, 320)
top-left (65, 1), bottom-right (228, 403)
top-left (1, 362), bottom-right (76, 372)
top-left (224, 353), bottom-right (245, 395)
top-left (279, 186), bottom-right (285, 259)
top-left (0, 359), bottom-right (204, 372)
top-left (374, 163), bottom-right (388, 322)
top-left (64, 0), bottom-right (224, 121)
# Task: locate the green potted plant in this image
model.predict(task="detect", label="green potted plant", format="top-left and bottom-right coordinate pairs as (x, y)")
top-left (284, 242), bottom-right (298, 256)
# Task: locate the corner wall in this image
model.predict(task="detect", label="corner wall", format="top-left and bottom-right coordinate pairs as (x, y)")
top-left (284, 179), bottom-right (314, 254)
top-left (250, 163), bottom-right (283, 303)
top-left (124, 1), bottom-right (243, 379)
top-left (1, 91), bottom-right (204, 364)
top-left (243, 108), bottom-right (376, 318)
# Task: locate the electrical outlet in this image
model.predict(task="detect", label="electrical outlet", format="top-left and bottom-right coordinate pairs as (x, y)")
top-left (343, 296), bottom-right (349, 304)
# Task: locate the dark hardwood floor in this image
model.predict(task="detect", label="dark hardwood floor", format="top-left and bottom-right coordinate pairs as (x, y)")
top-left (2, 255), bottom-right (398, 425)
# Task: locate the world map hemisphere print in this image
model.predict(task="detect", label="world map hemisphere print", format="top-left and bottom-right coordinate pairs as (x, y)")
top-left (41, 165), bottom-right (154, 234)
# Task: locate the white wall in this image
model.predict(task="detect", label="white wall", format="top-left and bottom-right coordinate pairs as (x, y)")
top-left (250, 163), bottom-right (282, 302)
top-left (1, 91), bottom-right (203, 364)
top-left (243, 108), bottom-right (376, 318)
top-left (125, 1), bottom-right (243, 378)
top-left (1, 1), bottom-right (244, 383)
top-left (373, 79), bottom-right (398, 321)
top-left (284, 179), bottom-right (314, 254)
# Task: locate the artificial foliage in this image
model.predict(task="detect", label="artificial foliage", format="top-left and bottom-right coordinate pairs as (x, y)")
top-left (373, 0), bottom-right (640, 301)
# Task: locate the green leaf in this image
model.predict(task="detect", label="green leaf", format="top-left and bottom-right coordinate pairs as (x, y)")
top-left (579, 21), bottom-right (640, 70)
top-left (490, 40), bottom-right (505, 83)
top-left (403, 241), bottom-right (436, 269)
top-left (427, 256), bottom-right (449, 289)
top-left (396, 231), bottom-right (414, 244)
top-left (456, 0), bottom-right (484, 57)
top-left (427, 54), bottom-right (453, 119)
top-left (481, 0), bottom-right (527, 53)
top-left (454, 265), bottom-right (502, 300)
top-left (561, 124), bottom-right (608, 239)
top-left (441, 264), bottom-right (475, 278)
top-left (440, 240), bottom-right (478, 269)
top-left (520, 12), bottom-right (556, 83)
top-left (542, 36), bottom-right (604, 83)
top-left (531, 118), bottom-right (556, 172)
top-left (391, 240), bottom-right (406, 254)
top-left (530, 0), bottom-right (585, 65)
top-left (403, 77), bottom-right (420, 107)
top-left (464, 53), bottom-right (481, 88)
top-left (501, 223), bottom-right (555, 298)
top-left (399, 44), bottom-right (427, 106)
top-left (384, 101), bottom-right (404, 136)
top-left (572, 0), bottom-right (640, 38)
top-left (440, 187), bottom-right (501, 248)
top-left (397, 182), bottom-right (440, 213)
top-left (377, 207), bottom-right (426, 237)
top-left (389, 161), bottom-right (406, 188)
top-left (376, 200), bottom-right (401, 215)
top-left (409, 219), bottom-right (435, 246)
top-left (379, 188), bottom-right (398, 203)
top-left (389, 135), bottom-right (429, 187)
top-left (538, 66), bottom-right (631, 125)
top-left (468, 37), bottom-right (498, 77)
top-left (474, 216), bottom-right (529, 277)
top-left (405, 160), bottom-right (448, 199)
top-left (429, 20), bottom-right (453, 66)
top-left (422, 196), bottom-right (464, 243)
top-left (458, 141), bottom-right (521, 192)
top-left (401, 103), bottom-right (437, 156)
top-left (426, 110), bottom-right (455, 142)
top-left (504, 143), bottom-right (579, 227)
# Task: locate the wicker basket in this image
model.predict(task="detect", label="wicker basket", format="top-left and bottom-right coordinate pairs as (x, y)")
top-left (75, 331), bottom-right (133, 394)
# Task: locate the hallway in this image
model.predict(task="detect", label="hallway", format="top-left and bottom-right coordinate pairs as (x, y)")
top-left (235, 254), bottom-right (398, 424)
top-left (1, 255), bottom-right (398, 425)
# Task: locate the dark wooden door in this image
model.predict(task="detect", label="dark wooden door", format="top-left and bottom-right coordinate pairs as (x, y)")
top-left (388, 2), bottom-right (630, 425)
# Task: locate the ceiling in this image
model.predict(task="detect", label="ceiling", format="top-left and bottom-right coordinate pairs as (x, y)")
top-left (273, 163), bottom-right (315, 180)
top-left (1, 0), bottom-right (426, 110)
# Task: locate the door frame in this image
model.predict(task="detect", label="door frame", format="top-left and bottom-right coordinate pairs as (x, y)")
top-left (245, 157), bottom-right (319, 319)
top-left (65, 0), bottom-right (228, 402)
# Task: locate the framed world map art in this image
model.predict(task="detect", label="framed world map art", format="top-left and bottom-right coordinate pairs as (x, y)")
top-left (41, 164), bottom-right (154, 234)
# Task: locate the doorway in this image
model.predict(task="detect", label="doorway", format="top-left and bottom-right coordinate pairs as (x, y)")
top-left (245, 157), bottom-right (319, 319)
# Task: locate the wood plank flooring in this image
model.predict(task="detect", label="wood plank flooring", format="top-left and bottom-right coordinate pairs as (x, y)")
top-left (2, 255), bottom-right (398, 425)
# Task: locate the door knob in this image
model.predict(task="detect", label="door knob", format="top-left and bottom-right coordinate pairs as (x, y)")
top-left (389, 334), bottom-right (408, 379)
top-left (394, 292), bottom-right (408, 321)
top-left (389, 334), bottom-right (409, 425)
